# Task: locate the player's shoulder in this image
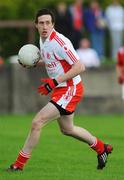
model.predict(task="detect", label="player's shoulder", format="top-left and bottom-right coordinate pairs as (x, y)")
top-left (53, 31), bottom-right (71, 47)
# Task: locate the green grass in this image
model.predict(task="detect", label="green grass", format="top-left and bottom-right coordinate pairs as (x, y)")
top-left (0, 114), bottom-right (124, 180)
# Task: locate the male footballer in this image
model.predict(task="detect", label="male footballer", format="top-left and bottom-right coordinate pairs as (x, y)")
top-left (8, 8), bottom-right (113, 171)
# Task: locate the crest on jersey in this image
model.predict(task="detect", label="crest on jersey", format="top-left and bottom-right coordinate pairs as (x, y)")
top-left (46, 52), bottom-right (51, 59)
top-left (63, 45), bottom-right (69, 52)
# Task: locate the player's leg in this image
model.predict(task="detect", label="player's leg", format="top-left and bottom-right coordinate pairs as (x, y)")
top-left (8, 102), bottom-right (60, 171)
top-left (57, 114), bottom-right (113, 169)
top-left (22, 102), bottom-right (60, 154)
top-left (57, 114), bottom-right (96, 144)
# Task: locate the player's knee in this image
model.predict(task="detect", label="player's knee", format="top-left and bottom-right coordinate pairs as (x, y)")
top-left (31, 121), bottom-right (41, 131)
top-left (61, 128), bottom-right (74, 136)
top-left (31, 115), bottom-right (47, 130)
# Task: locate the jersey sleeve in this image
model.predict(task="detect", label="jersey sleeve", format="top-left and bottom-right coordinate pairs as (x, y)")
top-left (55, 39), bottom-right (80, 65)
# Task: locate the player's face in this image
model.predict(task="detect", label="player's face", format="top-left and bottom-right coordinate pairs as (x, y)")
top-left (36, 15), bottom-right (54, 39)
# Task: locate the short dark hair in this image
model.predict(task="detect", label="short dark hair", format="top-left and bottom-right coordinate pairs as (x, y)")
top-left (35, 8), bottom-right (55, 24)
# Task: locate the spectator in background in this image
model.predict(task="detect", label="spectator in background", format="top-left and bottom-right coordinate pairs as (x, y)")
top-left (116, 46), bottom-right (124, 83)
top-left (105, 0), bottom-right (124, 59)
top-left (116, 46), bottom-right (124, 99)
top-left (77, 38), bottom-right (100, 68)
top-left (68, 0), bottom-right (84, 49)
top-left (54, 2), bottom-right (72, 40)
top-left (84, 1), bottom-right (106, 59)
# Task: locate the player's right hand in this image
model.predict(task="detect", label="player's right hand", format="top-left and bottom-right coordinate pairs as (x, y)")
top-left (118, 76), bottom-right (124, 84)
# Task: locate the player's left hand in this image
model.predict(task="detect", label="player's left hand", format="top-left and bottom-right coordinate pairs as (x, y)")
top-left (38, 78), bottom-right (58, 95)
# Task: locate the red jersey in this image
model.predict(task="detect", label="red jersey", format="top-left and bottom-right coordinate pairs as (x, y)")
top-left (117, 46), bottom-right (124, 66)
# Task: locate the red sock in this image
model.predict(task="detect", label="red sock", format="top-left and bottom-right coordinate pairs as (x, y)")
top-left (90, 138), bottom-right (105, 154)
top-left (13, 150), bottom-right (31, 169)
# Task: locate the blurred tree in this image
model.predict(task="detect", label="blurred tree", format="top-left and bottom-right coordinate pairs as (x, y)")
top-left (0, 0), bottom-right (124, 20)
top-left (0, 0), bottom-right (124, 58)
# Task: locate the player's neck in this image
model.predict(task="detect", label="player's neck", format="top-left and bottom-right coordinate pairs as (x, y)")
top-left (41, 37), bottom-right (46, 43)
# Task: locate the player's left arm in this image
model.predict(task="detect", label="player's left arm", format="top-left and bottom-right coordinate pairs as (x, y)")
top-left (38, 60), bottom-right (85, 95)
top-left (56, 60), bottom-right (85, 84)
top-left (56, 40), bottom-right (85, 83)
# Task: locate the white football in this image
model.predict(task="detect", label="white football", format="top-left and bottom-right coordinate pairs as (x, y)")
top-left (18, 44), bottom-right (41, 67)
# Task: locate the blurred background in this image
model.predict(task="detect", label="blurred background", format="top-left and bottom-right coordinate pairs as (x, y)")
top-left (0, 0), bottom-right (124, 114)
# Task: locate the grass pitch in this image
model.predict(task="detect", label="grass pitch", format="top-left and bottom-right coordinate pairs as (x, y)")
top-left (0, 114), bottom-right (124, 180)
